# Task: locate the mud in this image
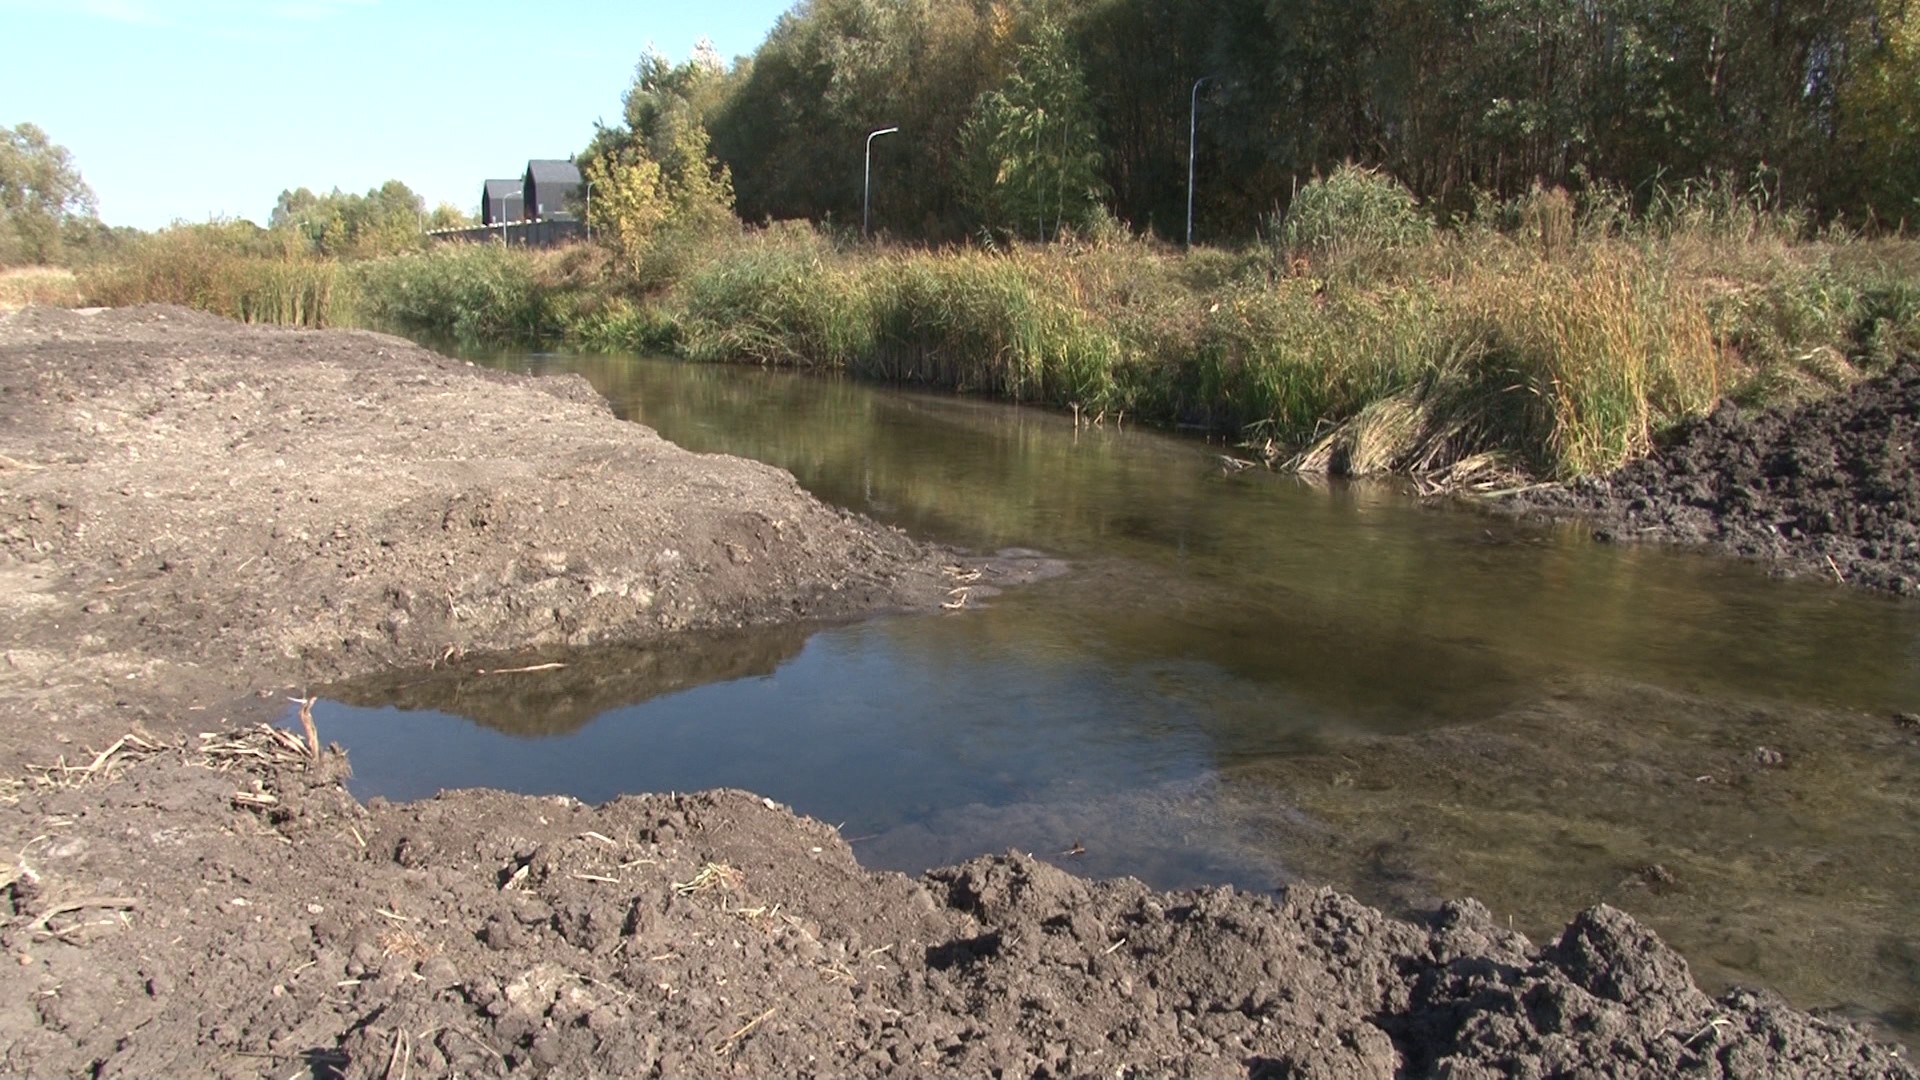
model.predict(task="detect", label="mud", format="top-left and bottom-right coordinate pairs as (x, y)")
top-left (1517, 359), bottom-right (1920, 594)
top-left (0, 308), bottom-right (1912, 1077)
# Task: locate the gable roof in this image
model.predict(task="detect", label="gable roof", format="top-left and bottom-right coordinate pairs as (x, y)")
top-left (526, 160), bottom-right (582, 187)
top-left (483, 178), bottom-right (522, 201)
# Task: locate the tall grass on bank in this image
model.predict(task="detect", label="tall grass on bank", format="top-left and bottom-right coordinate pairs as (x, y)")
top-left (679, 229), bottom-right (877, 368)
top-left (0, 267), bottom-right (82, 311)
top-left (81, 225), bottom-right (351, 328)
top-left (70, 172), bottom-right (1920, 480)
top-left (670, 234), bottom-right (1675, 478)
top-left (353, 244), bottom-right (562, 342)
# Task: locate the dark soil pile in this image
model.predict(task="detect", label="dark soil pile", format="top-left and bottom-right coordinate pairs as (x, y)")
top-left (1, 309), bottom-right (1913, 1077)
top-left (1518, 360), bottom-right (1920, 593)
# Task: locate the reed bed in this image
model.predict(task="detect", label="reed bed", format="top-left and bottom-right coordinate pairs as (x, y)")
top-left (80, 225), bottom-right (354, 328)
top-left (0, 266), bottom-right (83, 311)
top-left (665, 215), bottom-right (1784, 478)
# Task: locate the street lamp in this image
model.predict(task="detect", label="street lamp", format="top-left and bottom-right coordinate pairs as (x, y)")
top-left (864, 126), bottom-right (899, 239)
top-left (584, 178), bottom-right (595, 243)
top-left (1187, 76), bottom-right (1215, 249)
top-left (495, 187), bottom-right (522, 246)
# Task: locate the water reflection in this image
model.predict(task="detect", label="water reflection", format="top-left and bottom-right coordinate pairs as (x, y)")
top-left (315, 349), bottom-right (1920, 1041)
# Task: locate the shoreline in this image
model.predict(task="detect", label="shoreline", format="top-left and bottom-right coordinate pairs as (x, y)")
top-left (0, 308), bottom-right (1911, 1077)
top-left (1509, 357), bottom-right (1920, 596)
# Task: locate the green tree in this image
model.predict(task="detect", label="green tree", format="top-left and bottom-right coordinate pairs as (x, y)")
top-left (266, 180), bottom-right (425, 257)
top-left (426, 202), bottom-right (475, 231)
top-left (583, 44), bottom-right (739, 239)
top-left (583, 149), bottom-right (671, 274)
top-left (0, 123), bottom-right (98, 265)
top-left (959, 17), bottom-right (1107, 239)
top-left (1839, 0), bottom-right (1920, 222)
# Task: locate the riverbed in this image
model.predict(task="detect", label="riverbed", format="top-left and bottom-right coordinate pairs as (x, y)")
top-left (316, 349), bottom-right (1920, 1041)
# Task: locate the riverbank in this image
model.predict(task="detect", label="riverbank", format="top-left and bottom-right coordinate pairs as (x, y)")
top-left (0, 309), bottom-right (1911, 1076)
top-left (1513, 355), bottom-right (1920, 594)
top-left (81, 175), bottom-right (1920, 485)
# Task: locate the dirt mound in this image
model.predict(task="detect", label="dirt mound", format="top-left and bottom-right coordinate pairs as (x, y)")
top-left (1518, 360), bottom-right (1920, 593)
top-left (6, 757), bottom-right (1910, 1079)
top-left (0, 306), bottom-right (976, 772)
top-left (1, 310), bottom-right (1912, 1077)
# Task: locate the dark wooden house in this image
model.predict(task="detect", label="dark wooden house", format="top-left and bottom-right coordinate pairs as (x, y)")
top-left (522, 160), bottom-right (583, 222)
top-left (481, 179), bottom-right (523, 225)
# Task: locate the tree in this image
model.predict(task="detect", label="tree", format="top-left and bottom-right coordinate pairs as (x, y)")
top-left (426, 202), bottom-right (475, 231)
top-left (0, 123), bottom-right (98, 266)
top-left (1839, 0), bottom-right (1920, 222)
top-left (583, 149), bottom-right (671, 274)
top-left (580, 43), bottom-right (740, 261)
top-left (960, 17), bottom-right (1107, 239)
top-left (265, 180), bottom-right (426, 257)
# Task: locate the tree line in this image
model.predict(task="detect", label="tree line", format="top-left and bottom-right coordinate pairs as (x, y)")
top-left (585, 0), bottom-right (1920, 243)
top-left (10, 0), bottom-right (1916, 267)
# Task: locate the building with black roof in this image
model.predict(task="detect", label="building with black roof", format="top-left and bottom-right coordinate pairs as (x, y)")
top-left (481, 179), bottom-right (523, 225)
top-left (523, 160), bottom-right (583, 222)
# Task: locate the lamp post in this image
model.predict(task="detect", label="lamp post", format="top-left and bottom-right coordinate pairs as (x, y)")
top-left (1187, 76), bottom-right (1215, 249)
top-left (495, 187), bottom-right (522, 246)
top-left (864, 126), bottom-right (899, 239)
top-left (584, 179), bottom-right (595, 243)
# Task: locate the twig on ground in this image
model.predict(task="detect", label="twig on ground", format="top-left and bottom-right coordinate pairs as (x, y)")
top-left (28, 895), bottom-right (138, 932)
top-left (382, 1027), bottom-right (410, 1080)
top-left (674, 863), bottom-right (744, 896)
top-left (286, 695), bottom-right (320, 760)
top-left (26, 733), bottom-right (166, 789)
top-left (475, 662), bottom-right (567, 676)
top-left (712, 1006), bottom-right (777, 1057)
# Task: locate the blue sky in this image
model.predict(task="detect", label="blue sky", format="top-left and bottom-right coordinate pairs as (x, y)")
top-left (0, 0), bottom-right (795, 229)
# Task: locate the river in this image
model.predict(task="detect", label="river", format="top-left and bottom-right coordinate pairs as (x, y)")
top-left (314, 349), bottom-right (1920, 1041)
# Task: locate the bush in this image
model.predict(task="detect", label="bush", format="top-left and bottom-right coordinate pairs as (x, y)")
top-left (1277, 165), bottom-right (1435, 259)
top-left (353, 243), bottom-right (558, 342)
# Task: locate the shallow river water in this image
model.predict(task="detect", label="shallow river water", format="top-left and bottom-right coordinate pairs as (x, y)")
top-left (315, 351), bottom-right (1920, 1041)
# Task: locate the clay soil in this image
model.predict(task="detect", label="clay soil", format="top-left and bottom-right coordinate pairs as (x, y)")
top-left (0, 308), bottom-right (1912, 1078)
top-left (1516, 360), bottom-right (1920, 594)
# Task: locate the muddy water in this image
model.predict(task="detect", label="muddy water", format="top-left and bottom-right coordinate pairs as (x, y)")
top-left (317, 351), bottom-right (1920, 1041)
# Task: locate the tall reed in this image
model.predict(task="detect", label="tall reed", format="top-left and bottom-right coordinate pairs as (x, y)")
top-left (82, 226), bottom-right (352, 328)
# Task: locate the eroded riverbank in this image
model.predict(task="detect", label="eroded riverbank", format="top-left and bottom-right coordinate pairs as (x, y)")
top-left (0, 309), bottom-right (1912, 1077)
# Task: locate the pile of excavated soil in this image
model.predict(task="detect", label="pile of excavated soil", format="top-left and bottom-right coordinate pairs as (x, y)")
top-left (1, 309), bottom-right (1913, 1077)
top-left (1517, 360), bottom-right (1920, 594)
top-left (0, 306), bottom-right (982, 772)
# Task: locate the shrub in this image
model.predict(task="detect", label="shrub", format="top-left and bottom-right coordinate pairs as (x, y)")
top-left (1277, 165), bottom-right (1435, 259)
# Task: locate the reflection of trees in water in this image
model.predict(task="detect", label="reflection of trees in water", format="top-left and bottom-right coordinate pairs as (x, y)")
top-left (325, 622), bottom-right (816, 737)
